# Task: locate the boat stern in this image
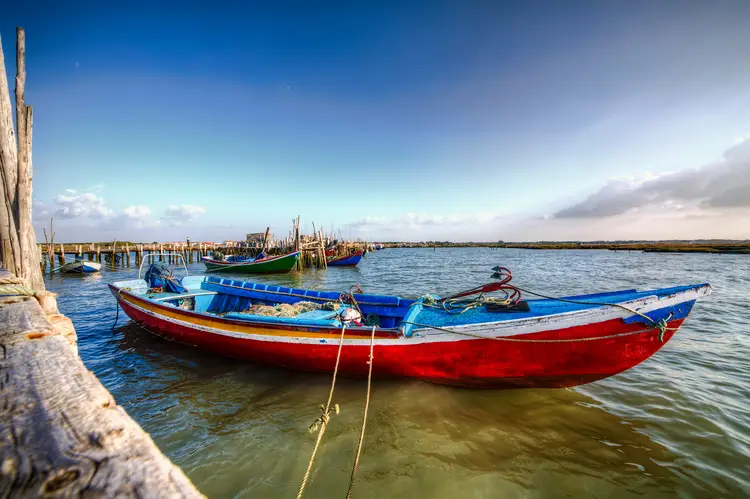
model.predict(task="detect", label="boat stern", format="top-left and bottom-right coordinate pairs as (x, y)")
top-left (109, 278), bottom-right (148, 298)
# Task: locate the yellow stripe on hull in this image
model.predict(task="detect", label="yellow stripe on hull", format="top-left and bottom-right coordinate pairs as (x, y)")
top-left (120, 293), bottom-right (382, 340)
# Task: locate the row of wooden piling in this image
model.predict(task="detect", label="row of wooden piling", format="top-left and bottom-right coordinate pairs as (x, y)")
top-left (37, 238), bottom-right (369, 271)
top-left (38, 242), bottom-right (217, 270)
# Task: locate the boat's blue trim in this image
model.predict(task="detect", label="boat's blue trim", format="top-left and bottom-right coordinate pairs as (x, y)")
top-left (193, 277), bottom-right (707, 331)
top-left (328, 253), bottom-right (363, 266)
top-left (201, 276), bottom-right (412, 328)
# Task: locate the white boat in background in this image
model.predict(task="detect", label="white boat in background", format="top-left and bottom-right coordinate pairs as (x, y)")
top-left (60, 256), bottom-right (101, 274)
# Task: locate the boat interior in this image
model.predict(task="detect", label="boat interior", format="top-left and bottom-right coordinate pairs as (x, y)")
top-left (112, 274), bottom-right (703, 336)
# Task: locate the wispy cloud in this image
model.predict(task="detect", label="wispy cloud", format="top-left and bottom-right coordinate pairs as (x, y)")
top-left (347, 212), bottom-right (504, 240)
top-left (35, 189), bottom-right (210, 240)
top-left (161, 204), bottom-right (206, 226)
top-left (54, 191), bottom-right (114, 219)
top-left (349, 212), bottom-right (502, 230)
top-left (554, 138), bottom-right (750, 218)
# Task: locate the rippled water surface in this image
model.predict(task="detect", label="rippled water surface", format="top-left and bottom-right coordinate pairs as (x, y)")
top-left (46, 248), bottom-right (750, 498)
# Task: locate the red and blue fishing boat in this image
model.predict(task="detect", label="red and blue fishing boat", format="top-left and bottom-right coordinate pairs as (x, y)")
top-left (327, 251), bottom-right (364, 267)
top-left (110, 266), bottom-right (711, 388)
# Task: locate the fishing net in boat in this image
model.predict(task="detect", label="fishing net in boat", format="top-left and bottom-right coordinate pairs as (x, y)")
top-left (145, 262), bottom-right (188, 294)
top-left (240, 301), bottom-right (321, 317)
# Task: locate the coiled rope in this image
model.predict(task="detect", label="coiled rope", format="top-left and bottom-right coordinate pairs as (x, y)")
top-left (296, 324), bottom-right (347, 499)
top-left (419, 267), bottom-right (674, 340)
top-left (0, 275), bottom-right (36, 297)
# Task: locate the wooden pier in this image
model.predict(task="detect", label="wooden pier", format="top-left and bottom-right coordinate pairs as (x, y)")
top-left (36, 220), bottom-right (372, 272)
top-left (0, 28), bottom-right (203, 496)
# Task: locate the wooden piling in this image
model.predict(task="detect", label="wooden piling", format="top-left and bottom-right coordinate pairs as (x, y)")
top-left (0, 30), bottom-right (203, 496)
top-left (295, 216), bottom-right (301, 271)
top-left (57, 243), bottom-right (65, 266)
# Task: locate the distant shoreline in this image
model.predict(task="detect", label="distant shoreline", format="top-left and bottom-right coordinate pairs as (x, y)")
top-left (379, 241), bottom-right (750, 254)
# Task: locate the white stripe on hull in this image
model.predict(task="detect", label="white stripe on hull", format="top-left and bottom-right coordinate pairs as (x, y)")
top-left (119, 284), bottom-right (709, 347)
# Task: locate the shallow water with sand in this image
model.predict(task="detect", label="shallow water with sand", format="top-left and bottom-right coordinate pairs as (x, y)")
top-left (46, 248), bottom-right (750, 498)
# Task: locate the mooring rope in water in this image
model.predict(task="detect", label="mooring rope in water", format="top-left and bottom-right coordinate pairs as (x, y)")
top-left (296, 324), bottom-right (348, 499)
top-left (346, 325), bottom-right (376, 499)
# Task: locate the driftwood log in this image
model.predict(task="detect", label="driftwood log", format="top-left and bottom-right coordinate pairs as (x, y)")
top-left (0, 269), bottom-right (203, 497)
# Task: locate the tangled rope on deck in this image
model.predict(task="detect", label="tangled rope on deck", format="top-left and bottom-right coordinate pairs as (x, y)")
top-left (415, 266), bottom-right (674, 341)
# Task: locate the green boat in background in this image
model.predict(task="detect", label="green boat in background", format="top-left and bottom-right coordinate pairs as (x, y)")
top-left (202, 251), bottom-right (300, 274)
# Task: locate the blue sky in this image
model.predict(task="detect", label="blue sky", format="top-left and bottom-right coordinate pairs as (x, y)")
top-left (2, 1), bottom-right (750, 242)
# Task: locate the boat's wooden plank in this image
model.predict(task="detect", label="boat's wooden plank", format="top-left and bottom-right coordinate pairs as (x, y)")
top-left (0, 294), bottom-right (204, 497)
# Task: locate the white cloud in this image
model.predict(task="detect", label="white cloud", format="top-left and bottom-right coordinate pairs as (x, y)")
top-left (351, 212), bottom-right (501, 229)
top-left (123, 205), bottom-right (151, 219)
top-left (162, 204), bottom-right (206, 226)
top-left (32, 199), bottom-right (51, 221)
top-left (554, 138), bottom-right (750, 218)
top-left (105, 204), bottom-right (157, 230)
top-left (54, 192), bottom-right (114, 219)
top-left (348, 212), bottom-right (504, 240)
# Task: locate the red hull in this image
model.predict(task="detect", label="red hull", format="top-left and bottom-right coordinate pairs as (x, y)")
top-left (118, 297), bottom-right (684, 388)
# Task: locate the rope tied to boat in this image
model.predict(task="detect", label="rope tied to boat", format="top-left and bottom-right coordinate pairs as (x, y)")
top-left (297, 324), bottom-right (347, 499)
top-left (400, 321), bottom-right (679, 343)
top-left (297, 324), bottom-right (378, 499)
top-left (512, 285), bottom-right (675, 342)
top-left (347, 325), bottom-right (376, 499)
top-left (417, 267), bottom-right (677, 341)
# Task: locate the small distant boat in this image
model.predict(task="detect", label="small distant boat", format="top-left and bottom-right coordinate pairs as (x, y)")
top-left (374, 243), bottom-right (383, 250)
top-left (60, 256), bottom-right (101, 274)
top-left (202, 251), bottom-right (300, 274)
top-left (110, 265), bottom-right (711, 389)
top-left (327, 251), bottom-right (364, 267)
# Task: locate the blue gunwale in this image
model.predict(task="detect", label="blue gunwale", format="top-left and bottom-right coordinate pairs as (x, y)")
top-left (112, 275), bottom-right (708, 335)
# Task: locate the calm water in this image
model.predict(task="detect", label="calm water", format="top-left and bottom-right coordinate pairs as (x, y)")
top-left (46, 248), bottom-right (749, 498)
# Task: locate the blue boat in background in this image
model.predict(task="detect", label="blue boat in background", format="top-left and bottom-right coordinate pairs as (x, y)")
top-left (327, 251), bottom-right (364, 267)
top-left (60, 255), bottom-right (102, 274)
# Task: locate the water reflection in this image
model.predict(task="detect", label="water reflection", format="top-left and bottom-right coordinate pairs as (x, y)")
top-left (45, 248), bottom-right (750, 497)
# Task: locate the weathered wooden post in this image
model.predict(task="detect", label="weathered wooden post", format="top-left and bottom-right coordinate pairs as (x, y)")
top-left (0, 31), bottom-right (204, 495)
top-left (295, 216), bottom-right (301, 271)
top-left (125, 242), bottom-right (130, 267)
top-left (319, 230), bottom-right (327, 269)
top-left (96, 244), bottom-right (101, 262)
top-left (57, 243), bottom-right (65, 266)
top-left (0, 29), bottom-right (43, 289)
top-left (42, 217), bottom-right (54, 271)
